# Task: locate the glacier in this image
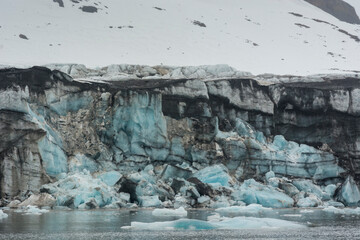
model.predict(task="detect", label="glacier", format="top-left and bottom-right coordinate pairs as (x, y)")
top-left (0, 67), bottom-right (360, 210)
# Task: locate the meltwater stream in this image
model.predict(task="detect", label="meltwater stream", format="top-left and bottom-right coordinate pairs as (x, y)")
top-left (1, 208), bottom-right (360, 240)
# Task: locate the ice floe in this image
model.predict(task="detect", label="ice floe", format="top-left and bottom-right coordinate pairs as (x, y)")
top-left (0, 209), bottom-right (8, 219)
top-left (322, 206), bottom-right (360, 215)
top-left (15, 205), bottom-right (49, 215)
top-left (152, 207), bottom-right (187, 217)
top-left (215, 204), bottom-right (272, 214)
top-left (123, 216), bottom-right (305, 230)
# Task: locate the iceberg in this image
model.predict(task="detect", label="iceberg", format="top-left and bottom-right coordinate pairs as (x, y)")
top-left (15, 205), bottom-right (49, 215)
top-left (152, 207), bottom-right (187, 217)
top-left (123, 216), bottom-right (305, 230)
top-left (336, 176), bottom-right (360, 206)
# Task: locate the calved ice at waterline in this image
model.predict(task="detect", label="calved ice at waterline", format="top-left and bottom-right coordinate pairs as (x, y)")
top-left (0, 66), bottom-right (360, 211)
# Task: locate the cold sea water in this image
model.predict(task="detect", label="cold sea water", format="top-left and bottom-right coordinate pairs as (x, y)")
top-left (0, 208), bottom-right (360, 240)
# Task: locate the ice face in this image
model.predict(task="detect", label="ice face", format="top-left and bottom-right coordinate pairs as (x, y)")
top-left (97, 171), bottom-right (122, 187)
top-left (216, 118), bottom-right (344, 180)
top-left (38, 137), bottom-right (68, 177)
top-left (46, 91), bottom-right (93, 116)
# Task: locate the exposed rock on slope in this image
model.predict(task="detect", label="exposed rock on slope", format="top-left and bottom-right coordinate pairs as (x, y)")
top-left (304, 0), bottom-right (360, 24)
top-left (0, 67), bottom-right (359, 208)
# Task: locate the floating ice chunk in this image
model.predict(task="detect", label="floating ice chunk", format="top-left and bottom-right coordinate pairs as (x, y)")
top-left (215, 204), bottom-right (272, 214)
top-left (207, 213), bottom-right (221, 222)
top-left (323, 206), bottom-right (360, 215)
top-left (211, 216), bottom-right (305, 229)
top-left (16, 205), bottom-right (49, 215)
top-left (123, 216), bottom-right (305, 230)
top-left (152, 207), bottom-right (187, 217)
top-left (125, 219), bottom-right (216, 230)
top-left (97, 171), bottom-right (122, 186)
top-left (336, 176), bottom-right (360, 206)
top-left (281, 214), bottom-right (302, 217)
top-left (193, 164), bottom-right (232, 187)
top-left (0, 209), bottom-right (8, 219)
top-left (300, 209), bottom-right (314, 213)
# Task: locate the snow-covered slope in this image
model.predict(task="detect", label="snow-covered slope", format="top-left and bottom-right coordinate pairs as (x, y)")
top-left (0, 0), bottom-right (359, 75)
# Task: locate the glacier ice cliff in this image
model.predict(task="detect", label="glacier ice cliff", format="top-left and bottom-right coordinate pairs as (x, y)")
top-left (0, 66), bottom-right (360, 209)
